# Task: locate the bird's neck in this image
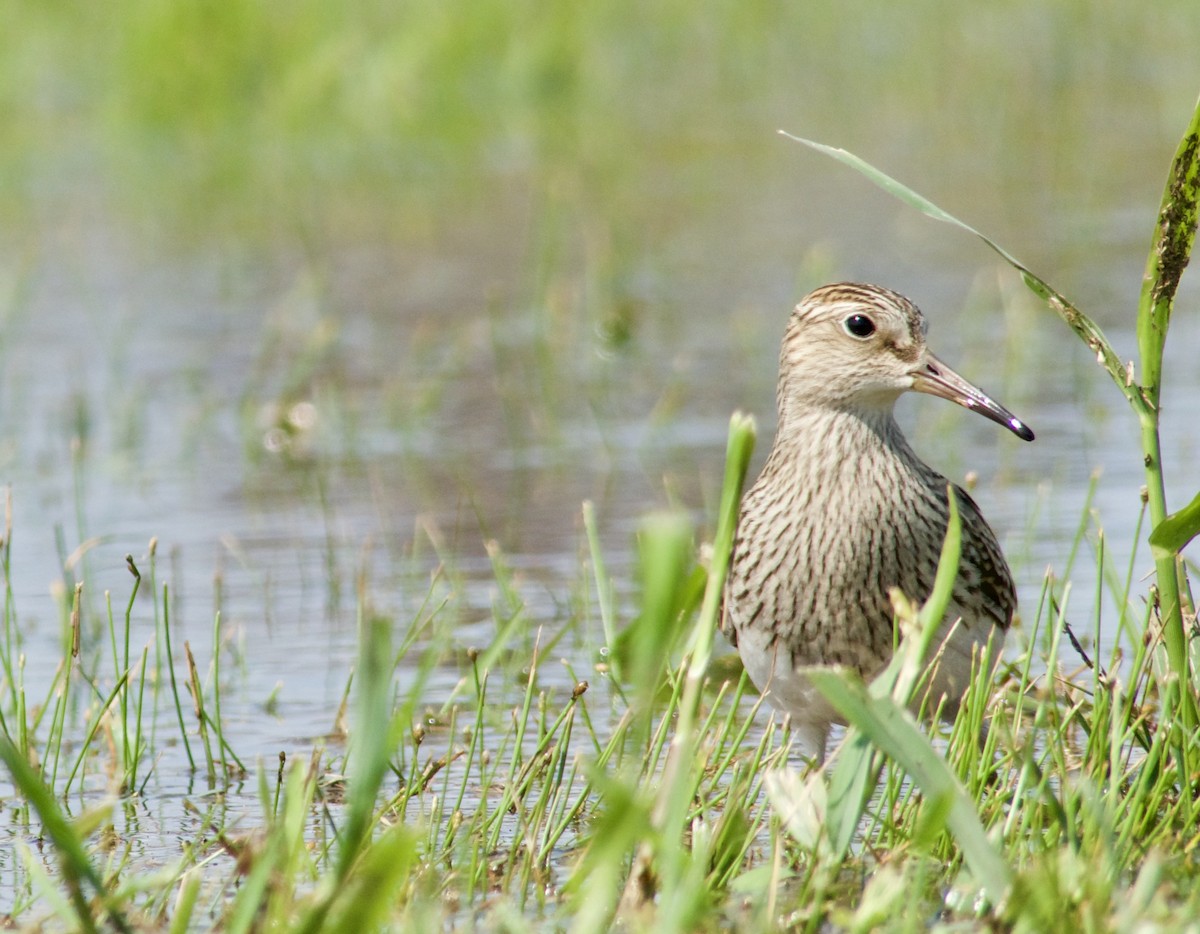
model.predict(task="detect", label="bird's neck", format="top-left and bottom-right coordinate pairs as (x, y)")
top-left (765, 403), bottom-right (924, 480)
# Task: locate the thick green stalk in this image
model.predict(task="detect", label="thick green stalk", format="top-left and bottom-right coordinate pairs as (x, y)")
top-left (1139, 409), bottom-right (1191, 726)
top-left (1137, 96), bottom-right (1200, 729)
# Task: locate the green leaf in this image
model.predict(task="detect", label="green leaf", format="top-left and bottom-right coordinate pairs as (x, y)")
top-left (339, 615), bottom-right (400, 878)
top-left (818, 491), bottom-right (961, 859)
top-left (322, 823), bottom-right (419, 933)
top-left (1150, 488), bottom-right (1200, 559)
top-left (617, 511), bottom-right (697, 698)
top-left (690, 411), bottom-right (757, 663)
top-left (822, 728), bottom-right (884, 858)
top-left (803, 495), bottom-right (1010, 901)
top-left (884, 486), bottom-right (963, 706)
top-left (807, 669), bottom-right (1013, 906)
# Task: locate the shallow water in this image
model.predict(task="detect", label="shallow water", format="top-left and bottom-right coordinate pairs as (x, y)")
top-left (1, 2), bottom-right (1199, 915)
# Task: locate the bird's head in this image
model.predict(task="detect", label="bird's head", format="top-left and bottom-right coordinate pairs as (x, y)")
top-left (777, 283), bottom-right (1034, 441)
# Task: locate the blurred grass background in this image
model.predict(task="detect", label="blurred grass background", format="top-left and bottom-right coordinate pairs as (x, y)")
top-left (4, 0), bottom-right (1195, 257)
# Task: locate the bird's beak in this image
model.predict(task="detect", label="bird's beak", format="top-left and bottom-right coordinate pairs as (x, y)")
top-left (911, 352), bottom-right (1034, 441)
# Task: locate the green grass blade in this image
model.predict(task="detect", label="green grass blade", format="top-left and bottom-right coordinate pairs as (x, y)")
top-left (821, 489), bottom-right (962, 857)
top-left (601, 413), bottom-right (756, 926)
top-left (322, 824), bottom-right (418, 932)
top-left (617, 511), bottom-right (696, 702)
top-left (583, 500), bottom-right (620, 677)
top-left (692, 411), bottom-right (757, 657)
top-left (884, 486), bottom-right (963, 705)
top-left (1132, 95), bottom-right (1200, 736)
top-left (0, 739), bottom-right (131, 933)
top-left (807, 669), bottom-right (1012, 906)
top-left (160, 583), bottom-right (195, 770)
top-left (338, 614), bottom-right (398, 880)
top-left (778, 130), bottom-right (1140, 411)
top-left (822, 729), bottom-right (883, 858)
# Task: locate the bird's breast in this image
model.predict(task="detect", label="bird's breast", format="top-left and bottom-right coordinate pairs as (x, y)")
top-left (725, 415), bottom-right (956, 670)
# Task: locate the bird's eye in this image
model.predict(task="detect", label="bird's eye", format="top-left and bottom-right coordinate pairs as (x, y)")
top-left (843, 314), bottom-right (876, 339)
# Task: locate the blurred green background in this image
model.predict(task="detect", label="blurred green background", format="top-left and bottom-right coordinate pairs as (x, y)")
top-left (6, 1), bottom-right (1195, 279)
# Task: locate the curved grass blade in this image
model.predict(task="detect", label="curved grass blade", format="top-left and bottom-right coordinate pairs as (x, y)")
top-left (884, 486), bottom-right (964, 705)
top-left (813, 498), bottom-right (1011, 906)
top-left (778, 130), bottom-right (1143, 414)
top-left (691, 411), bottom-right (757, 660)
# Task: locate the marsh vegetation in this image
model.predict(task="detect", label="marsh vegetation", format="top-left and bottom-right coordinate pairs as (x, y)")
top-left (1, 2), bottom-right (1199, 929)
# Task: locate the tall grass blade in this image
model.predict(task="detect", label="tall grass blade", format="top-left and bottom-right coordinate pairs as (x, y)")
top-left (0, 739), bottom-right (131, 933)
top-left (616, 512), bottom-right (696, 702)
top-left (1136, 95), bottom-right (1200, 734)
top-left (323, 824), bottom-right (418, 932)
top-left (160, 583), bottom-right (195, 770)
top-left (340, 619), bottom-right (396, 864)
top-left (693, 412), bottom-right (757, 655)
top-left (821, 488), bottom-right (963, 857)
top-left (607, 413), bottom-right (755, 924)
top-left (582, 500), bottom-right (620, 677)
top-left (297, 614), bottom-right (402, 934)
top-left (804, 489), bottom-right (1151, 911)
top-left (778, 130), bottom-right (1140, 411)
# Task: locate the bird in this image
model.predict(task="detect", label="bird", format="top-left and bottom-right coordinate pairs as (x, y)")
top-left (722, 282), bottom-right (1033, 761)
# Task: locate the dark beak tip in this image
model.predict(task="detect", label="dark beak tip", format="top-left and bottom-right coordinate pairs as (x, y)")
top-left (1012, 421), bottom-right (1035, 442)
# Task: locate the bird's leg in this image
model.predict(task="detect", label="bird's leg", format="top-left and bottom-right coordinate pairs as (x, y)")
top-left (789, 720), bottom-right (830, 768)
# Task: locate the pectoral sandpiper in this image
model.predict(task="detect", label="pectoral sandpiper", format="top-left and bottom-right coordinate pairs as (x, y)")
top-left (722, 283), bottom-right (1033, 760)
